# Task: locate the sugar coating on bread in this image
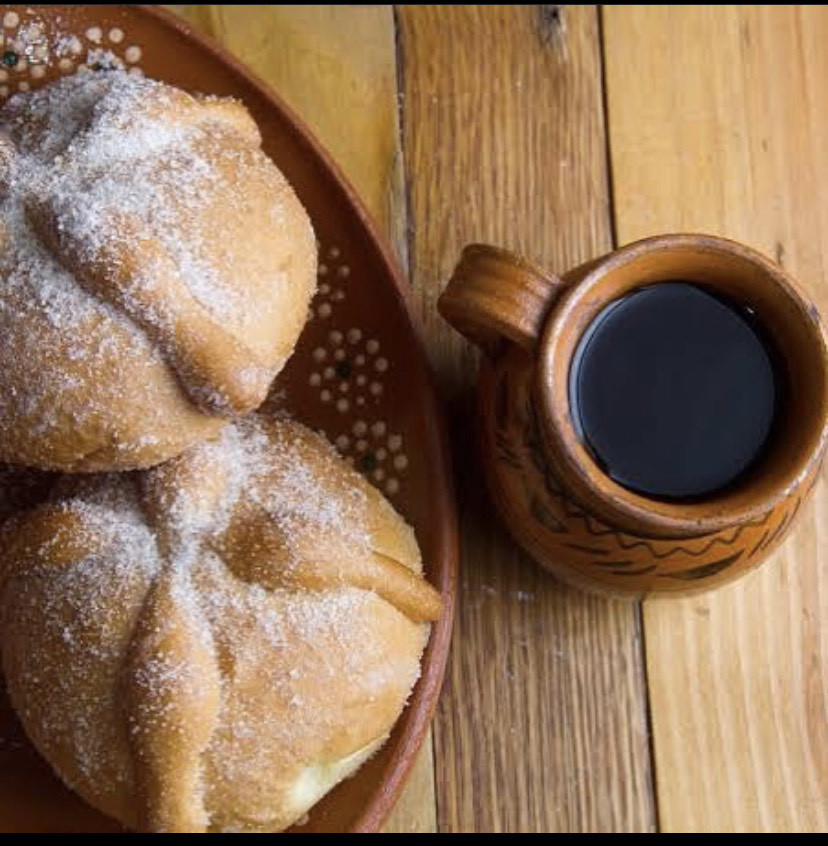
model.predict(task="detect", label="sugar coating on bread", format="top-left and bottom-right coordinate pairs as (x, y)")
top-left (0, 418), bottom-right (441, 832)
top-left (0, 72), bottom-right (317, 472)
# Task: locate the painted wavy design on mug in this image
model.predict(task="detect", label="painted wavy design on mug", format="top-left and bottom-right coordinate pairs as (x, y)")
top-left (481, 359), bottom-right (817, 594)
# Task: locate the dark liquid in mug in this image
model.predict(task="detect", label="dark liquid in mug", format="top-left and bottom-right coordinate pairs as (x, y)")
top-left (569, 282), bottom-right (780, 500)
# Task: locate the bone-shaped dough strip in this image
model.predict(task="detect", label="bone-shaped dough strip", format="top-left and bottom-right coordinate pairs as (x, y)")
top-left (124, 571), bottom-right (221, 834)
top-left (217, 511), bottom-right (443, 624)
top-left (27, 200), bottom-right (272, 414)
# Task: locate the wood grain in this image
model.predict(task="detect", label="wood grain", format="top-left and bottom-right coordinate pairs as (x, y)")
top-left (604, 4), bottom-right (828, 832)
top-left (172, 5), bottom-right (433, 833)
top-left (397, 5), bottom-right (655, 832)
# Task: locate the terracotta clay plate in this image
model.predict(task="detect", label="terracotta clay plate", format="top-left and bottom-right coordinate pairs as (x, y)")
top-left (0, 4), bottom-right (457, 834)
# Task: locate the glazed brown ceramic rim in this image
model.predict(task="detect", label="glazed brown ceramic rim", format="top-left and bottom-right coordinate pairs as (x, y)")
top-left (537, 233), bottom-right (828, 538)
top-left (135, 6), bottom-right (458, 833)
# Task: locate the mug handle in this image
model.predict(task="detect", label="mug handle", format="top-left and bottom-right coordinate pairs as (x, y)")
top-left (438, 244), bottom-right (564, 355)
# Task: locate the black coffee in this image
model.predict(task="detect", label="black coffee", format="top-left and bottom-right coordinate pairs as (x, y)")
top-left (569, 282), bottom-right (779, 500)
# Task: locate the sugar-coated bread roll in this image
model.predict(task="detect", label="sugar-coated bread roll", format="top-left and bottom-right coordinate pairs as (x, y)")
top-left (0, 72), bottom-right (316, 472)
top-left (0, 418), bottom-right (442, 833)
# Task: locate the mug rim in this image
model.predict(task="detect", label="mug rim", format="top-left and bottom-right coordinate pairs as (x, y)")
top-left (536, 233), bottom-right (828, 538)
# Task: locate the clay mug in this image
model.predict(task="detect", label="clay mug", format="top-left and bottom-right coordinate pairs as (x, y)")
top-left (439, 234), bottom-right (828, 596)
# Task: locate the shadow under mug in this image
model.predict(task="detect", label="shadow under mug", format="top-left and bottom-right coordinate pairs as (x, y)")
top-left (439, 234), bottom-right (828, 597)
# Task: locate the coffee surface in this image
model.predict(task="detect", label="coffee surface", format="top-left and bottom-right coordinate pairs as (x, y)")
top-left (570, 282), bottom-right (779, 500)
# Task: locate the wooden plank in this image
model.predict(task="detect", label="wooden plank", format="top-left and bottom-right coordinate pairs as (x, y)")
top-left (171, 5), bottom-right (433, 833)
top-left (604, 4), bottom-right (828, 833)
top-left (397, 5), bottom-right (655, 832)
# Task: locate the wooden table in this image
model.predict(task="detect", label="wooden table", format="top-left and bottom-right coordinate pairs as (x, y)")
top-left (174, 5), bottom-right (827, 833)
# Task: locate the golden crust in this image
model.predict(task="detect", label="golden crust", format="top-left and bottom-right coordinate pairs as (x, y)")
top-left (0, 74), bottom-right (316, 472)
top-left (0, 418), bottom-right (442, 832)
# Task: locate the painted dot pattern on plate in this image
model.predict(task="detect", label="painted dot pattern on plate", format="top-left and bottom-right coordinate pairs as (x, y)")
top-left (301, 243), bottom-right (410, 497)
top-left (0, 11), bottom-right (146, 98)
top-left (340, 417), bottom-right (409, 498)
top-left (309, 244), bottom-right (354, 322)
top-left (308, 323), bottom-right (388, 416)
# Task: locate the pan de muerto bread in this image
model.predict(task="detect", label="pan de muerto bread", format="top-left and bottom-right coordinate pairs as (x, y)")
top-left (0, 417), bottom-right (442, 833)
top-left (0, 72), bottom-right (316, 472)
